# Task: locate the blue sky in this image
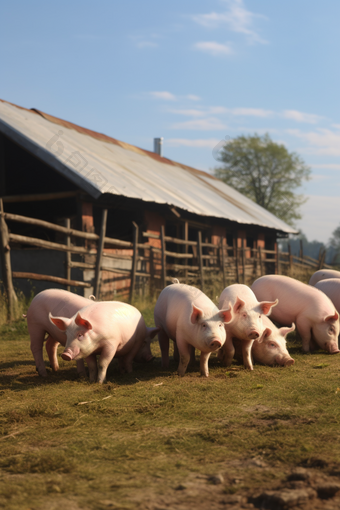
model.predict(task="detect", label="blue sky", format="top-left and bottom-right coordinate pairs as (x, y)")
top-left (1, 0), bottom-right (340, 243)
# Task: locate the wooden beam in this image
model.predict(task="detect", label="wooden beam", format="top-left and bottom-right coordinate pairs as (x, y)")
top-left (2, 191), bottom-right (78, 203)
top-left (221, 237), bottom-right (226, 289)
top-left (0, 199), bottom-right (18, 320)
top-left (65, 218), bottom-right (71, 291)
top-left (129, 222), bottom-right (139, 302)
top-left (160, 225), bottom-right (166, 289)
top-left (93, 209), bottom-right (108, 299)
top-left (198, 231), bottom-right (204, 292)
top-left (12, 272), bottom-right (91, 288)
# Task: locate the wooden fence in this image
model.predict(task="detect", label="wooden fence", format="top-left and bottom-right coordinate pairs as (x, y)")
top-left (0, 200), bottom-right (332, 320)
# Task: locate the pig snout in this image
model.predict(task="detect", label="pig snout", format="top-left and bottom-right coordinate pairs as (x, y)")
top-left (282, 357), bottom-right (295, 367)
top-left (326, 342), bottom-right (340, 354)
top-left (209, 338), bottom-right (222, 350)
top-left (61, 347), bottom-right (79, 361)
top-left (248, 330), bottom-right (260, 340)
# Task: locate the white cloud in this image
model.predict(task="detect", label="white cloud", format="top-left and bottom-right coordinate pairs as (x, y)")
top-left (287, 128), bottom-right (340, 156)
top-left (193, 41), bottom-right (233, 56)
top-left (192, 0), bottom-right (268, 45)
top-left (167, 138), bottom-right (220, 148)
top-left (136, 41), bottom-right (158, 48)
top-left (229, 107), bottom-right (273, 117)
top-left (186, 94), bottom-right (201, 101)
top-left (172, 117), bottom-right (227, 131)
top-left (169, 109), bottom-right (206, 117)
top-left (283, 110), bottom-right (322, 124)
top-left (150, 91), bottom-right (177, 101)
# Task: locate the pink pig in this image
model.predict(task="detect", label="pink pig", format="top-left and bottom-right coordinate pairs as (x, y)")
top-left (218, 284), bottom-right (278, 370)
top-left (26, 288), bottom-right (94, 377)
top-left (154, 281), bottom-right (233, 377)
top-left (314, 278), bottom-right (340, 314)
top-left (309, 269), bottom-right (340, 287)
top-left (251, 316), bottom-right (295, 367)
top-left (251, 275), bottom-right (339, 354)
top-left (49, 301), bottom-right (159, 383)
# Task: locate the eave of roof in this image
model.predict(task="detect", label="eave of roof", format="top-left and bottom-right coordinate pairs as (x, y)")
top-left (0, 98), bottom-right (298, 235)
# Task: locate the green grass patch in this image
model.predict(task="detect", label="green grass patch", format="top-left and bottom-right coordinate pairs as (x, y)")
top-left (0, 300), bottom-right (340, 508)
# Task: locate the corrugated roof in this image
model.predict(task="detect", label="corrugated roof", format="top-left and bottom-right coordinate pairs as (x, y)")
top-left (0, 99), bottom-right (297, 234)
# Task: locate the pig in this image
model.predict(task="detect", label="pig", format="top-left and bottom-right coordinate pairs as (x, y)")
top-left (251, 316), bottom-right (295, 367)
top-left (218, 284), bottom-right (278, 370)
top-left (251, 275), bottom-right (340, 354)
top-left (26, 288), bottom-right (95, 377)
top-left (314, 278), bottom-right (340, 314)
top-left (49, 301), bottom-right (159, 383)
top-left (309, 269), bottom-right (340, 287)
top-left (154, 281), bottom-right (233, 377)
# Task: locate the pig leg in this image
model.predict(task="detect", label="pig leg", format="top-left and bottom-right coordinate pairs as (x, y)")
top-left (174, 342), bottom-right (195, 365)
top-left (45, 335), bottom-right (60, 372)
top-left (173, 341), bottom-right (179, 362)
top-left (241, 339), bottom-right (254, 370)
top-left (158, 329), bottom-right (170, 368)
top-left (28, 324), bottom-right (48, 377)
top-left (85, 354), bottom-right (98, 383)
top-left (121, 336), bottom-right (145, 373)
top-left (218, 335), bottom-right (235, 367)
top-left (296, 319), bottom-right (312, 353)
top-left (176, 340), bottom-right (192, 377)
top-left (200, 351), bottom-right (212, 377)
top-left (97, 345), bottom-right (118, 384)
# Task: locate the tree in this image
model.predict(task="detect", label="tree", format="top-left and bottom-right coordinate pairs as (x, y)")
top-left (328, 224), bottom-right (340, 251)
top-left (214, 133), bottom-right (311, 226)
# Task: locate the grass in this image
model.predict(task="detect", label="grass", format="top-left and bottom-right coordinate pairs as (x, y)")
top-left (1, 279), bottom-right (340, 509)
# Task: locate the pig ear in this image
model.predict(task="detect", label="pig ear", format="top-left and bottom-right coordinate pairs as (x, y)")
top-left (49, 313), bottom-right (70, 331)
top-left (219, 305), bottom-right (233, 324)
top-left (75, 313), bottom-right (92, 330)
top-left (279, 323), bottom-right (296, 337)
top-left (260, 299), bottom-right (279, 316)
top-left (191, 305), bottom-right (204, 324)
top-left (258, 326), bottom-right (272, 343)
top-left (325, 311), bottom-right (339, 322)
top-left (146, 326), bottom-right (160, 340)
top-left (234, 297), bottom-right (246, 314)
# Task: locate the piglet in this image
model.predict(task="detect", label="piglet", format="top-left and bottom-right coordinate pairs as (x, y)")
top-left (218, 284), bottom-right (278, 370)
top-left (49, 301), bottom-right (159, 383)
top-left (154, 281), bottom-right (233, 377)
top-left (252, 275), bottom-right (339, 354)
top-left (26, 288), bottom-right (94, 377)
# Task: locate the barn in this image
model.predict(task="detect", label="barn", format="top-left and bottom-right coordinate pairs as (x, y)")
top-left (0, 98), bottom-right (297, 300)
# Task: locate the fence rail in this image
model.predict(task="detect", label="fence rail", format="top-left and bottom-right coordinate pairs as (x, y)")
top-left (0, 198), bottom-right (333, 321)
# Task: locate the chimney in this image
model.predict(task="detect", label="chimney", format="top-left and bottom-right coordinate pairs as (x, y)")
top-left (153, 137), bottom-right (163, 157)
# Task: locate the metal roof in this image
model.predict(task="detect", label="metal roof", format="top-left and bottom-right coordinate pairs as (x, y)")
top-left (0, 99), bottom-right (297, 234)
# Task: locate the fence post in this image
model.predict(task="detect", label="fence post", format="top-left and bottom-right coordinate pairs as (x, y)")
top-left (258, 246), bottom-right (263, 276)
top-left (93, 208), bottom-right (107, 299)
top-left (129, 222), bottom-right (139, 302)
top-left (288, 244), bottom-right (292, 271)
top-left (198, 231), bottom-right (204, 291)
top-left (0, 199), bottom-right (17, 320)
top-left (184, 220), bottom-right (188, 284)
top-left (160, 225), bottom-right (166, 289)
top-left (276, 243), bottom-right (280, 275)
top-left (221, 237), bottom-right (226, 289)
top-left (235, 246), bottom-right (240, 283)
top-left (64, 218), bottom-right (71, 291)
top-left (241, 240), bottom-right (246, 284)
